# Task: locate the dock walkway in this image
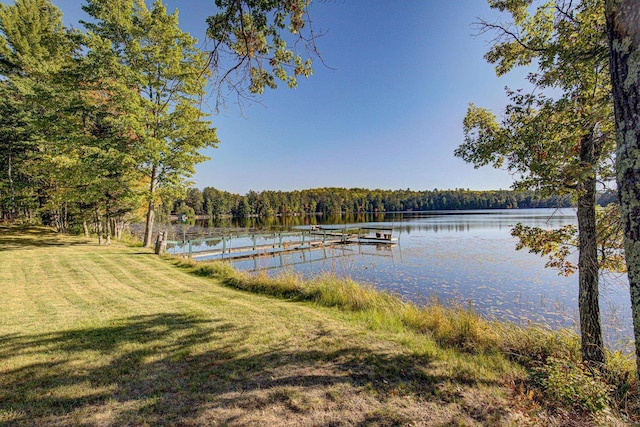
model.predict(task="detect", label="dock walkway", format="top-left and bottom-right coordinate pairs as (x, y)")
top-left (165, 226), bottom-right (397, 261)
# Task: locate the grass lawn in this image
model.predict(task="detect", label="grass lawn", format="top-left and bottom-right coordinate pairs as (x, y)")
top-left (0, 226), bottom-right (625, 426)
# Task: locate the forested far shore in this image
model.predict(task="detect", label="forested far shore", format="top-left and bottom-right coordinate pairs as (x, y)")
top-left (167, 187), bottom-right (616, 219)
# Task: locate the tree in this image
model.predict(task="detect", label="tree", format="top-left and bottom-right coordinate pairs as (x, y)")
top-left (456, 0), bottom-right (615, 365)
top-left (83, 0), bottom-right (219, 247)
top-left (184, 187), bottom-right (204, 215)
top-left (604, 0), bottom-right (640, 388)
top-left (58, 32), bottom-right (146, 241)
top-left (0, 84), bottom-right (34, 221)
top-left (205, 0), bottom-right (317, 105)
top-left (0, 0), bottom-right (72, 77)
top-left (234, 196), bottom-right (251, 218)
top-left (0, 0), bottom-right (146, 237)
top-left (0, 0), bottom-right (79, 228)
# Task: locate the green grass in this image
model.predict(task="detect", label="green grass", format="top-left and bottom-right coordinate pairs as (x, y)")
top-left (0, 226), bottom-right (635, 425)
top-left (177, 254), bottom-right (639, 422)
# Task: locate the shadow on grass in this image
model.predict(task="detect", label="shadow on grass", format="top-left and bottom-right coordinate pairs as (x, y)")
top-left (0, 313), bottom-right (506, 426)
top-left (0, 225), bottom-right (90, 250)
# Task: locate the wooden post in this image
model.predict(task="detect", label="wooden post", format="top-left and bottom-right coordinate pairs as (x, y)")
top-left (155, 231), bottom-right (167, 255)
top-left (154, 232), bottom-right (161, 254)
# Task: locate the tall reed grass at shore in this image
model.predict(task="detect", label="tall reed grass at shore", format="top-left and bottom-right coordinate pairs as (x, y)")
top-left (173, 257), bottom-right (638, 416)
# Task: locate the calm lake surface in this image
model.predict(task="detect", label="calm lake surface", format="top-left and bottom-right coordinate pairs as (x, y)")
top-left (170, 209), bottom-right (632, 350)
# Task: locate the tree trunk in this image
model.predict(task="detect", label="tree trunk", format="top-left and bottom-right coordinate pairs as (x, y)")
top-left (82, 219), bottom-right (89, 238)
top-left (143, 166), bottom-right (158, 247)
top-left (105, 217), bottom-right (111, 245)
top-left (53, 209), bottom-right (61, 233)
top-left (114, 218), bottom-right (123, 240)
top-left (577, 134), bottom-right (605, 365)
top-left (62, 203), bottom-right (68, 232)
top-left (605, 0), bottom-right (640, 386)
top-left (95, 209), bottom-right (103, 246)
top-left (7, 148), bottom-right (15, 221)
top-left (576, 192), bottom-right (605, 365)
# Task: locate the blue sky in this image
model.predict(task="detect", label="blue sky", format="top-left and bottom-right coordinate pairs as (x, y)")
top-left (9, 0), bottom-right (532, 194)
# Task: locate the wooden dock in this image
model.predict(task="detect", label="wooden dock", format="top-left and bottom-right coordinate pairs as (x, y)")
top-left (165, 226), bottom-right (398, 261)
top-left (190, 238), bottom-right (345, 260)
top-left (355, 227), bottom-right (399, 244)
top-left (240, 243), bottom-right (394, 272)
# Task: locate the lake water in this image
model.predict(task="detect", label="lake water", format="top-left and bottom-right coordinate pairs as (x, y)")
top-left (170, 209), bottom-right (633, 350)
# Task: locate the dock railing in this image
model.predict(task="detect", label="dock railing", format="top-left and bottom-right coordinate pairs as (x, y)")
top-left (162, 226), bottom-right (397, 260)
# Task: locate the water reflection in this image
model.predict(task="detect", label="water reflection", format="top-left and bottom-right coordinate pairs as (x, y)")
top-left (166, 208), bottom-right (632, 351)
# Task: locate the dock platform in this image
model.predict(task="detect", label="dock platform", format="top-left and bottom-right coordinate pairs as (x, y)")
top-left (165, 226), bottom-right (398, 261)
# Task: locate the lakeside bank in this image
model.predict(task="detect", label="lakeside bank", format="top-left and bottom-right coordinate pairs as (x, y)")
top-left (0, 226), bottom-right (636, 425)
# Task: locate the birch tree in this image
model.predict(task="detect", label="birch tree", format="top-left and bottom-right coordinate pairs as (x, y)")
top-left (604, 0), bottom-right (640, 388)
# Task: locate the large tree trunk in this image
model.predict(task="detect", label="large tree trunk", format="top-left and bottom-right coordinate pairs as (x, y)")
top-left (143, 166), bottom-right (158, 248)
top-left (577, 133), bottom-right (605, 365)
top-left (143, 200), bottom-right (155, 247)
top-left (605, 0), bottom-right (640, 385)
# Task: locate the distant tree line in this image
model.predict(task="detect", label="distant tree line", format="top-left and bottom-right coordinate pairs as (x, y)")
top-left (171, 187), bottom-right (588, 218)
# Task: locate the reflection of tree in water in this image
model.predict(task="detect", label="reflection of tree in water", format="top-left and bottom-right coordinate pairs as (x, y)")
top-left (133, 209), bottom-right (578, 242)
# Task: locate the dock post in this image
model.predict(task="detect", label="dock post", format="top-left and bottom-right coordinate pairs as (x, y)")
top-left (222, 236), bottom-right (226, 257)
top-left (301, 231), bottom-right (305, 246)
top-left (252, 234), bottom-right (256, 251)
top-left (188, 240), bottom-right (192, 258)
top-left (278, 233), bottom-right (282, 248)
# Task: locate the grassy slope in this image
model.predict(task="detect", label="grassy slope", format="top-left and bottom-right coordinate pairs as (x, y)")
top-left (0, 227), bottom-right (621, 426)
